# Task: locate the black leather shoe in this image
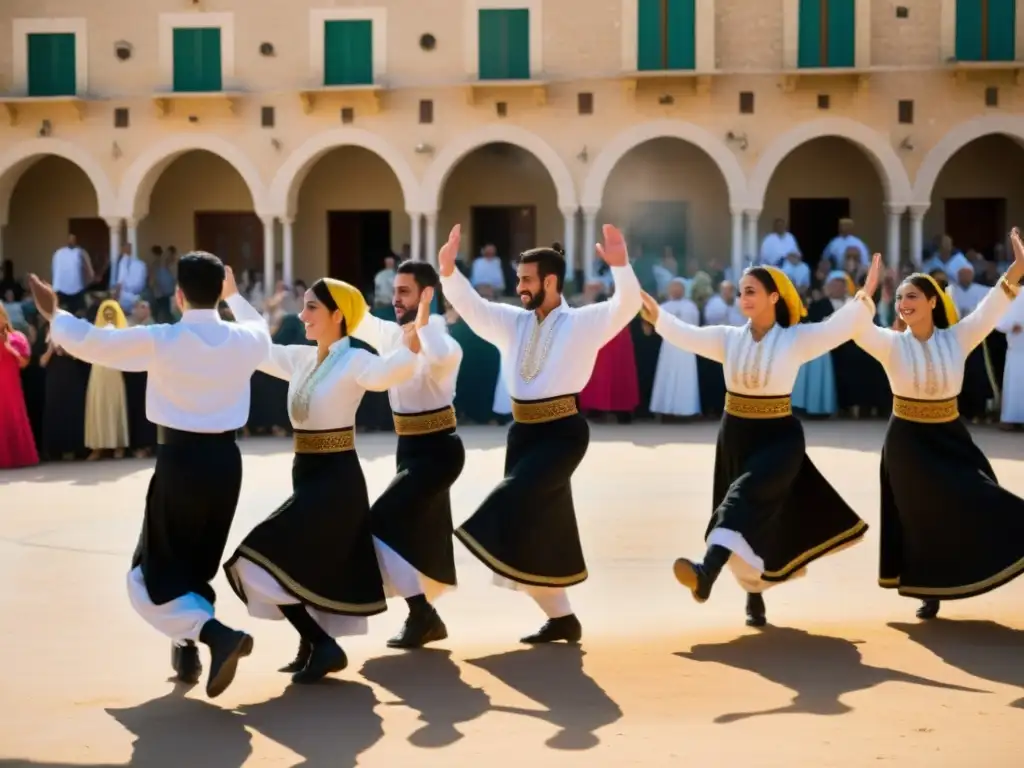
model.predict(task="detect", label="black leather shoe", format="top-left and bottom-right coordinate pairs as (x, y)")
top-left (387, 608), bottom-right (448, 649)
top-left (745, 593), bottom-right (767, 628)
top-left (279, 639), bottom-right (312, 672)
top-left (292, 640), bottom-right (347, 684)
top-left (172, 641), bottom-right (202, 684)
top-left (916, 599), bottom-right (940, 620)
top-left (203, 625), bottom-right (254, 699)
top-left (673, 545), bottom-right (731, 603)
top-left (520, 614), bottom-right (583, 644)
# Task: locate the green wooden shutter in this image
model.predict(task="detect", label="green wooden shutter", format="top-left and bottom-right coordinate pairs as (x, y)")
top-left (987, 0), bottom-right (1016, 61)
top-left (637, 0), bottom-right (666, 70)
top-left (27, 33), bottom-right (76, 97)
top-left (324, 20), bottom-right (373, 85)
top-left (798, 0), bottom-right (823, 67)
top-left (666, 0), bottom-right (696, 69)
top-left (478, 9), bottom-right (530, 80)
top-left (825, 0), bottom-right (856, 67)
top-left (173, 28), bottom-right (222, 92)
top-left (956, 0), bottom-right (984, 61)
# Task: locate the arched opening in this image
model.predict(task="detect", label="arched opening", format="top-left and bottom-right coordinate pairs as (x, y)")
top-left (926, 134), bottom-right (1024, 266)
top-left (138, 150), bottom-right (260, 277)
top-left (438, 142), bottom-right (560, 297)
top-left (293, 146), bottom-right (407, 295)
top-left (599, 137), bottom-right (731, 292)
top-left (4, 157), bottom-right (108, 283)
top-left (761, 136), bottom-right (886, 279)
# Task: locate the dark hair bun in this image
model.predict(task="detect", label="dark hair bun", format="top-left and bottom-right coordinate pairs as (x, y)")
top-left (550, 242), bottom-right (565, 256)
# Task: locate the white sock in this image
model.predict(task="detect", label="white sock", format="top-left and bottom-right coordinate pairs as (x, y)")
top-left (525, 585), bottom-right (573, 619)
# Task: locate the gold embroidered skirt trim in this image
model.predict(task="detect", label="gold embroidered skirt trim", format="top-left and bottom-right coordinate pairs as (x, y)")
top-left (892, 396), bottom-right (959, 424)
top-left (293, 428), bottom-right (355, 454)
top-left (724, 392), bottom-right (793, 419)
top-left (511, 394), bottom-right (579, 424)
top-left (393, 406), bottom-right (457, 436)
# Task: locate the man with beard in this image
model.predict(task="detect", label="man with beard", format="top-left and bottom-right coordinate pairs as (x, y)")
top-left (350, 259), bottom-right (465, 648)
top-left (437, 224), bottom-right (641, 644)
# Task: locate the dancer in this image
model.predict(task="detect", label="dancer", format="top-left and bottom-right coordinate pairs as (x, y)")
top-left (351, 260), bottom-right (466, 649)
top-left (437, 224), bottom-right (641, 643)
top-left (640, 257), bottom-right (881, 627)
top-left (223, 277), bottom-right (423, 683)
top-left (853, 228), bottom-right (1024, 620)
top-left (28, 254), bottom-right (269, 698)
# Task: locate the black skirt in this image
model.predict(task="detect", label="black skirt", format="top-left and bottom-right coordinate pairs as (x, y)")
top-left (125, 372), bottom-right (157, 450)
top-left (224, 437), bottom-right (386, 616)
top-left (42, 353), bottom-right (89, 459)
top-left (372, 417), bottom-right (465, 586)
top-left (707, 394), bottom-right (868, 583)
top-left (456, 397), bottom-right (590, 587)
top-left (879, 404), bottom-right (1024, 600)
top-left (132, 428), bottom-right (242, 606)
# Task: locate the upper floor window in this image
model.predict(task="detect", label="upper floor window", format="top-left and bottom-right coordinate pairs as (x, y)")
top-left (798, 0), bottom-right (856, 68)
top-left (324, 19), bottom-right (374, 85)
top-left (27, 33), bottom-right (77, 97)
top-left (637, 0), bottom-right (696, 71)
top-left (478, 8), bottom-right (530, 79)
top-left (956, 0), bottom-right (1016, 62)
top-left (173, 27), bottom-right (223, 92)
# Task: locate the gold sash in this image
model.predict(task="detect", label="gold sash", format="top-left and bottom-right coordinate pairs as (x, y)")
top-left (293, 428), bottom-right (355, 454)
top-left (892, 396), bottom-right (959, 424)
top-left (393, 406), bottom-right (457, 436)
top-left (511, 395), bottom-right (579, 424)
top-left (724, 392), bottom-right (793, 419)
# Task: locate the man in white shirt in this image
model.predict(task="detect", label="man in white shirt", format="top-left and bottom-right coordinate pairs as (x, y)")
top-left (51, 234), bottom-right (94, 313)
top-left (822, 218), bottom-right (870, 269)
top-left (947, 256), bottom-right (988, 317)
top-left (111, 243), bottom-right (149, 313)
top-left (438, 226), bottom-right (641, 644)
top-left (373, 256), bottom-right (396, 307)
top-left (470, 244), bottom-right (506, 295)
top-left (780, 251), bottom-right (811, 294)
top-left (352, 260), bottom-right (464, 650)
top-left (703, 281), bottom-right (746, 327)
top-left (759, 219), bottom-right (801, 267)
top-left (28, 253), bottom-right (270, 699)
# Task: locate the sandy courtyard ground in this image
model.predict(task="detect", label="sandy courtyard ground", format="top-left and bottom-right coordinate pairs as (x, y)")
top-left (2, 421), bottom-right (1024, 767)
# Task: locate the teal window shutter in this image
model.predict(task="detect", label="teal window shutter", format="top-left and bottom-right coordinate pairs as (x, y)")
top-left (666, 0), bottom-right (696, 70)
top-left (478, 9), bottom-right (530, 80)
top-left (637, 0), bottom-right (665, 70)
top-left (27, 33), bottom-right (77, 97)
top-left (798, 0), bottom-right (823, 67)
top-left (173, 28), bottom-right (222, 92)
top-left (324, 20), bottom-right (374, 86)
top-left (825, 0), bottom-right (856, 67)
top-left (986, 0), bottom-right (1016, 61)
top-left (955, 0), bottom-right (984, 61)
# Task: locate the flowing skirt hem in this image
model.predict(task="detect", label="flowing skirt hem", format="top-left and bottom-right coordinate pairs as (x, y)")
top-left (455, 527), bottom-right (588, 588)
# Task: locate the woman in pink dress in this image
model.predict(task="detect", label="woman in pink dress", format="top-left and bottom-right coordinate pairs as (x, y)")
top-left (578, 283), bottom-right (641, 417)
top-left (0, 304), bottom-right (39, 469)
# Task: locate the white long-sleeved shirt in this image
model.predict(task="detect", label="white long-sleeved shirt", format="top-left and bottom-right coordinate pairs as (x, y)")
top-left (51, 246), bottom-right (87, 295)
top-left (759, 232), bottom-right (801, 266)
top-left (854, 284), bottom-right (1012, 400)
top-left (654, 297), bottom-right (874, 396)
top-left (114, 256), bottom-right (149, 311)
top-left (440, 264), bottom-right (642, 400)
top-left (470, 257), bottom-right (506, 292)
top-left (352, 313), bottom-right (462, 413)
top-left (49, 294), bottom-right (270, 431)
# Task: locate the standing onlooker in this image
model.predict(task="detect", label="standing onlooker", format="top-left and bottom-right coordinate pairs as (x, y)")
top-left (0, 304), bottom-right (39, 469)
top-left (51, 234), bottom-right (94, 313)
top-left (83, 301), bottom-right (130, 461)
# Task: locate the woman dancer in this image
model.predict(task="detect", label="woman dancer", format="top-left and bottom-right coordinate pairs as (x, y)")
top-left (0, 304), bottom-right (38, 469)
top-left (84, 301), bottom-right (130, 460)
top-left (224, 276), bottom-right (423, 683)
top-left (853, 228), bottom-right (1024, 620)
top-left (640, 257), bottom-right (880, 626)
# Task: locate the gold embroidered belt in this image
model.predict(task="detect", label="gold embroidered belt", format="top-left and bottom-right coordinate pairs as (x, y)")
top-left (511, 394), bottom-right (579, 424)
top-left (393, 406), bottom-right (457, 436)
top-left (892, 396), bottom-right (959, 424)
top-left (293, 428), bottom-right (355, 454)
top-left (724, 392), bottom-right (793, 419)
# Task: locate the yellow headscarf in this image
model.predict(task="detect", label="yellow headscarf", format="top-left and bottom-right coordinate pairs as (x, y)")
top-left (915, 273), bottom-right (960, 326)
top-left (762, 266), bottom-right (808, 327)
top-left (323, 278), bottom-right (368, 334)
top-left (95, 299), bottom-right (128, 329)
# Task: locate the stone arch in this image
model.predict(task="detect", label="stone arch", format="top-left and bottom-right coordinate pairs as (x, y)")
top-left (0, 139), bottom-right (117, 225)
top-left (748, 118), bottom-right (913, 210)
top-left (912, 115), bottom-right (1024, 205)
top-left (269, 128), bottom-right (420, 218)
top-left (117, 133), bottom-right (269, 220)
top-left (420, 125), bottom-right (577, 212)
top-left (581, 120), bottom-right (748, 210)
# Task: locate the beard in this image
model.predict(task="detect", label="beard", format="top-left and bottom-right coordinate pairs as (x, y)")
top-left (520, 288), bottom-right (545, 311)
top-left (395, 304), bottom-right (415, 325)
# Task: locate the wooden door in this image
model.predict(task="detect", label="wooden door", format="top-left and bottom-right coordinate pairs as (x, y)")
top-left (944, 198), bottom-right (1006, 258)
top-left (328, 210), bottom-right (392, 292)
top-left (68, 217), bottom-right (111, 284)
top-left (194, 212), bottom-right (264, 275)
top-left (788, 197), bottom-right (850, 274)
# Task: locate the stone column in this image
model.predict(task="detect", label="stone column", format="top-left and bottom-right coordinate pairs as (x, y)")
top-left (425, 213), bottom-right (438, 267)
top-left (105, 218), bottom-right (123, 289)
top-left (885, 204), bottom-right (906, 271)
top-left (281, 218), bottom-right (294, 285)
top-left (730, 208), bottom-right (744, 280)
top-left (744, 210), bottom-right (760, 263)
top-left (582, 207), bottom-right (599, 281)
top-left (561, 207), bottom-right (578, 273)
top-left (261, 216), bottom-right (276, 290)
top-left (908, 205), bottom-right (928, 270)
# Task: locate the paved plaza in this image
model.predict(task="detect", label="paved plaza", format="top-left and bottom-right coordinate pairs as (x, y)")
top-left (2, 421), bottom-right (1023, 767)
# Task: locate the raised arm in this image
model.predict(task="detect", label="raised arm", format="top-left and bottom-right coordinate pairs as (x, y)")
top-left (951, 281), bottom-right (1014, 353)
top-left (572, 265), bottom-right (642, 343)
top-left (653, 307), bottom-right (729, 362)
top-left (49, 310), bottom-right (155, 372)
top-left (995, 293), bottom-right (1024, 334)
top-left (852, 320), bottom-right (898, 366)
top-left (792, 293), bottom-right (876, 363)
top-left (439, 264), bottom-right (521, 349)
top-left (352, 347), bottom-right (417, 392)
top-left (417, 315), bottom-right (463, 378)
top-left (350, 311), bottom-right (403, 354)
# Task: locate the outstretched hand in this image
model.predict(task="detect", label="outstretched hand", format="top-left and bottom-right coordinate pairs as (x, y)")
top-left (221, 266), bottom-right (239, 300)
top-left (28, 274), bottom-right (58, 322)
top-left (639, 291), bottom-right (660, 325)
top-left (861, 253), bottom-right (883, 298)
top-left (595, 224), bottom-right (628, 268)
top-left (416, 286), bottom-right (434, 329)
top-left (438, 225), bottom-right (461, 278)
top-left (1010, 228), bottom-right (1024, 276)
